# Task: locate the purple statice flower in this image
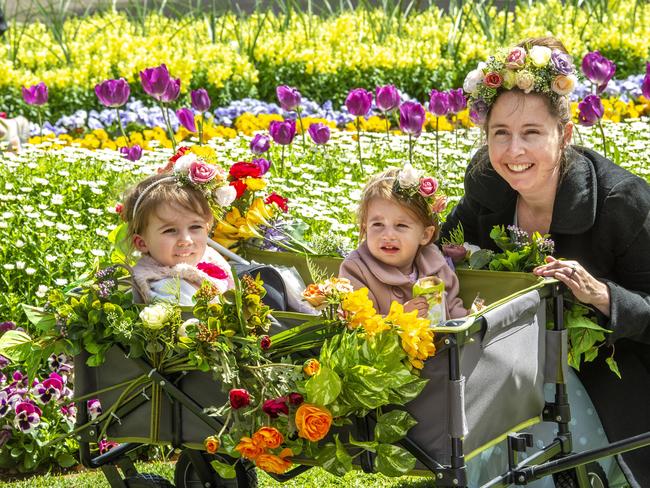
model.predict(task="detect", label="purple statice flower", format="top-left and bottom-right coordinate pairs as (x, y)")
top-left (0, 321), bottom-right (16, 332)
top-left (32, 372), bottom-right (64, 404)
top-left (97, 279), bottom-right (116, 299)
top-left (536, 236), bottom-right (555, 255)
top-left (96, 266), bottom-right (116, 280)
top-left (507, 225), bottom-right (530, 249)
top-left (13, 401), bottom-right (42, 433)
top-left (258, 220), bottom-right (291, 252)
top-left (87, 398), bottom-right (102, 421)
top-left (0, 425), bottom-right (12, 449)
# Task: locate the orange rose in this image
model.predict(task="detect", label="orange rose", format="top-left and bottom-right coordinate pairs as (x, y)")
top-left (295, 403), bottom-right (332, 442)
top-left (235, 436), bottom-right (265, 460)
top-left (302, 283), bottom-right (327, 309)
top-left (303, 359), bottom-right (320, 377)
top-left (255, 448), bottom-right (293, 474)
top-left (204, 435), bottom-right (220, 454)
top-left (252, 426), bottom-right (284, 449)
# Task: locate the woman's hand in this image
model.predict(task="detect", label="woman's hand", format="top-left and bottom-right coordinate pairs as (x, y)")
top-left (404, 297), bottom-right (429, 318)
top-left (533, 256), bottom-right (611, 317)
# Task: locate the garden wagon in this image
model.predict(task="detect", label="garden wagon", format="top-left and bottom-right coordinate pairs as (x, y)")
top-left (71, 247), bottom-right (650, 488)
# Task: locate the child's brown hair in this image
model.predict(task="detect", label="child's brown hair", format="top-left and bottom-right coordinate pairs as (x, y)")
top-left (357, 168), bottom-right (440, 243)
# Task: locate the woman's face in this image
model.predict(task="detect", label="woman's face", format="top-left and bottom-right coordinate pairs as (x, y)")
top-left (487, 91), bottom-right (572, 199)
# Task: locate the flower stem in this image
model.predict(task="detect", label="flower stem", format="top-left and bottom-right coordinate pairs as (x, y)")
top-left (408, 133), bottom-right (413, 165)
top-left (159, 102), bottom-right (177, 152)
top-left (384, 114), bottom-right (390, 141)
top-left (597, 120), bottom-right (607, 158)
top-left (355, 117), bottom-right (363, 174)
top-left (38, 109), bottom-right (43, 141)
top-left (435, 116), bottom-right (440, 170)
top-left (297, 107), bottom-right (306, 148)
top-left (198, 115), bottom-right (204, 146)
top-left (281, 144), bottom-right (285, 176)
top-left (115, 108), bottom-right (130, 145)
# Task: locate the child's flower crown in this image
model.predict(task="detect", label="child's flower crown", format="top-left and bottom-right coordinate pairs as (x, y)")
top-left (392, 163), bottom-right (446, 215)
top-left (463, 44), bottom-right (577, 124)
top-left (132, 147), bottom-right (236, 219)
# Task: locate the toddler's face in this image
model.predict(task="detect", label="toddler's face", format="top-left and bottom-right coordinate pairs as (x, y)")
top-left (364, 198), bottom-right (434, 274)
top-left (133, 203), bottom-right (211, 267)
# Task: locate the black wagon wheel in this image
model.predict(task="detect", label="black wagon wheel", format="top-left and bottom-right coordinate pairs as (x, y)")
top-left (124, 472), bottom-right (175, 487)
top-left (174, 449), bottom-right (258, 488)
top-left (553, 461), bottom-right (609, 488)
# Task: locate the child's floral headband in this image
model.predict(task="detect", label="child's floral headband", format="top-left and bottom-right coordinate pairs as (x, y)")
top-left (132, 147), bottom-right (237, 219)
top-left (463, 44), bottom-right (577, 124)
top-left (392, 163), bottom-right (446, 215)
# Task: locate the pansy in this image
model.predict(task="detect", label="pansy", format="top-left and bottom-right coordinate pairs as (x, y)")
top-left (13, 401), bottom-right (42, 433)
top-left (32, 372), bottom-right (64, 404)
top-left (87, 398), bottom-right (102, 421)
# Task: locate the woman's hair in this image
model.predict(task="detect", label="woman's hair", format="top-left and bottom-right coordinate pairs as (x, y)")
top-left (357, 168), bottom-right (439, 243)
top-left (472, 36), bottom-right (577, 177)
top-left (121, 173), bottom-right (213, 246)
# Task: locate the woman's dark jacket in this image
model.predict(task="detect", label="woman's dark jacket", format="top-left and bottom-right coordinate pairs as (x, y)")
top-left (440, 145), bottom-right (650, 484)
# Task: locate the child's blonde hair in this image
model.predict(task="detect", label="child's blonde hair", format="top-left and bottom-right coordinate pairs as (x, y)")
top-left (357, 168), bottom-right (440, 243)
top-left (122, 173), bottom-right (214, 248)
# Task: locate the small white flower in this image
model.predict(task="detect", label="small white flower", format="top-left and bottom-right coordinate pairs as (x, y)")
top-left (25, 267), bottom-right (36, 275)
top-left (95, 229), bottom-right (109, 237)
top-left (36, 285), bottom-right (49, 298)
top-left (16, 239), bottom-right (25, 248)
top-left (72, 261), bottom-right (86, 268)
top-left (15, 261), bottom-right (26, 270)
top-left (56, 223), bottom-right (72, 232)
top-left (51, 194), bottom-right (64, 205)
top-left (3, 264), bottom-right (15, 270)
top-left (90, 249), bottom-right (106, 257)
top-left (55, 278), bottom-right (68, 286)
top-left (56, 233), bottom-right (71, 241)
top-left (45, 255), bottom-right (57, 262)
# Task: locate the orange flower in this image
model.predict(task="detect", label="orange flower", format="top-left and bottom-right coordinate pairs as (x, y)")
top-left (235, 436), bottom-right (265, 460)
top-left (303, 359), bottom-right (320, 377)
top-left (295, 403), bottom-right (332, 442)
top-left (255, 448), bottom-right (293, 474)
top-left (302, 283), bottom-right (327, 310)
top-left (204, 435), bottom-right (220, 454)
top-left (252, 426), bottom-right (284, 449)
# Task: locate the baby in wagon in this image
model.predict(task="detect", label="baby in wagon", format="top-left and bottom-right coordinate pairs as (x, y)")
top-left (121, 152), bottom-right (236, 305)
top-left (339, 165), bottom-right (467, 321)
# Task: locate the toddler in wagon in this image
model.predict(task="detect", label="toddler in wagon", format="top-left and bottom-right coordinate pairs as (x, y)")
top-left (339, 165), bottom-right (467, 320)
top-left (121, 151), bottom-right (238, 305)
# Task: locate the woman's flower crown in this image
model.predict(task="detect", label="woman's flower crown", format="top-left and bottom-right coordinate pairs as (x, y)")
top-left (463, 44), bottom-right (577, 124)
top-left (392, 163), bottom-right (446, 215)
top-left (132, 147), bottom-right (237, 219)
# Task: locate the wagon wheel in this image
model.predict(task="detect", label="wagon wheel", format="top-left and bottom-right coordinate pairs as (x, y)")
top-left (553, 461), bottom-right (609, 488)
top-left (174, 449), bottom-right (258, 488)
top-left (124, 472), bottom-right (175, 487)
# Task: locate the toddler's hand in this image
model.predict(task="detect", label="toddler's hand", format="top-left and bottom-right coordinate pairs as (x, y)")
top-left (403, 297), bottom-right (429, 318)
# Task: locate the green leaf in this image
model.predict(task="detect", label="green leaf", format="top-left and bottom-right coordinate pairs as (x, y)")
top-left (375, 410), bottom-right (418, 444)
top-left (21, 305), bottom-right (56, 331)
top-left (348, 434), bottom-right (378, 453)
top-left (305, 366), bottom-right (341, 406)
top-left (335, 435), bottom-right (353, 472)
top-left (56, 452), bottom-right (78, 468)
top-left (0, 330), bottom-right (32, 358)
top-left (374, 443), bottom-right (416, 477)
top-left (469, 248), bottom-right (493, 270)
top-left (86, 353), bottom-right (106, 367)
top-left (315, 443), bottom-right (347, 477)
top-left (210, 458), bottom-right (237, 479)
top-left (388, 376), bottom-right (428, 403)
top-left (606, 357), bottom-right (621, 379)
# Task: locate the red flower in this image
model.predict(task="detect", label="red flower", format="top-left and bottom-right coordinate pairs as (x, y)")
top-left (260, 335), bottom-right (271, 350)
top-left (229, 162), bottom-right (262, 179)
top-left (114, 203), bottom-right (123, 214)
top-left (262, 397), bottom-right (289, 418)
top-left (0, 112), bottom-right (6, 119)
top-left (288, 392), bottom-right (304, 406)
top-left (158, 146), bottom-right (191, 173)
top-left (265, 192), bottom-right (288, 213)
top-left (197, 262), bottom-right (228, 280)
top-left (230, 179), bottom-right (247, 198)
top-left (229, 388), bottom-right (251, 409)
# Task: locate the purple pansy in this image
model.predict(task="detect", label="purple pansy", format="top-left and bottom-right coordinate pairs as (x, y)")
top-left (13, 401), bottom-right (42, 433)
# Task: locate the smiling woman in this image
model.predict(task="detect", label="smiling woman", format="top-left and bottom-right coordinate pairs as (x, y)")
top-left (440, 36), bottom-right (650, 485)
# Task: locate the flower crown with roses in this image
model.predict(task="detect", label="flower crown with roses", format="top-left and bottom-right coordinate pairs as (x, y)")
top-left (131, 147), bottom-right (237, 220)
top-left (390, 163), bottom-right (447, 217)
top-left (463, 43), bottom-right (578, 124)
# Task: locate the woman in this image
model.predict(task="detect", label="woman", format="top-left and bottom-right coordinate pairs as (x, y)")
top-left (440, 37), bottom-right (650, 485)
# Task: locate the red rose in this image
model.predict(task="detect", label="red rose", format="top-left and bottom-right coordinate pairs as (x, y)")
top-left (229, 162), bottom-right (262, 179)
top-left (418, 177), bottom-right (438, 197)
top-left (229, 388), bottom-right (251, 409)
top-left (265, 192), bottom-right (288, 212)
top-left (260, 335), bottom-right (271, 350)
top-left (442, 244), bottom-right (468, 264)
top-left (197, 261), bottom-right (228, 280)
top-left (288, 392), bottom-right (304, 406)
top-left (262, 397), bottom-right (289, 418)
top-left (230, 179), bottom-right (247, 198)
top-left (483, 72), bottom-right (503, 88)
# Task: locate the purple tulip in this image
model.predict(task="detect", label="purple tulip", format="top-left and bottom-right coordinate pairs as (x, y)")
top-left (375, 85), bottom-right (400, 112)
top-left (94, 78), bottom-right (130, 108)
top-left (307, 123), bottom-right (331, 145)
top-left (551, 50), bottom-right (575, 75)
top-left (160, 78), bottom-right (181, 103)
top-left (429, 89), bottom-right (450, 116)
top-left (120, 144), bottom-right (143, 162)
top-left (176, 108), bottom-right (197, 132)
top-left (345, 88), bottom-right (373, 117)
top-left (253, 158), bottom-right (271, 175)
top-left (276, 85), bottom-right (302, 112)
top-left (642, 63), bottom-right (650, 100)
top-left (22, 82), bottom-right (48, 106)
top-left (469, 99), bottom-right (489, 125)
top-left (581, 51), bottom-right (616, 93)
top-left (447, 88), bottom-right (467, 113)
top-left (399, 101), bottom-right (426, 137)
top-left (250, 133), bottom-right (271, 154)
top-left (14, 401), bottom-right (42, 433)
top-left (139, 64), bottom-right (172, 99)
top-left (269, 120), bottom-right (296, 145)
top-left (577, 95), bottom-right (604, 126)
top-left (190, 88), bottom-right (211, 113)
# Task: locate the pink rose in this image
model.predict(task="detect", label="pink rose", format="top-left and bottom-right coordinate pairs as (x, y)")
top-left (483, 72), bottom-right (503, 88)
top-left (418, 177), bottom-right (439, 197)
top-left (505, 47), bottom-right (526, 69)
top-left (189, 161), bottom-right (217, 184)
